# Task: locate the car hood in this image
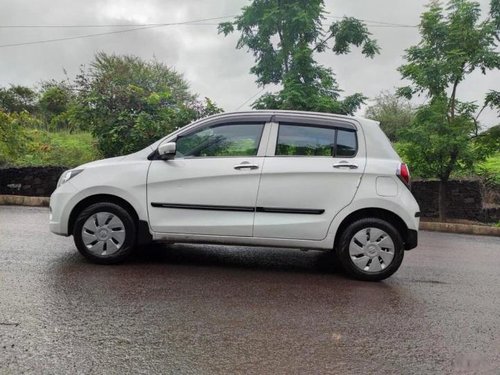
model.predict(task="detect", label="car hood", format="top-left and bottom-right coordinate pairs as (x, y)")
top-left (76, 145), bottom-right (154, 170)
top-left (78, 155), bottom-right (127, 169)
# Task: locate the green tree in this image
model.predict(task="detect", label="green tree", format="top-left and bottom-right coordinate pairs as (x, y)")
top-left (474, 124), bottom-right (500, 152)
top-left (38, 80), bottom-right (79, 132)
top-left (0, 85), bottom-right (38, 114)
top-left (73, 53), bottom-right (222, 157)
top-left (365, 91), bottom-right (415, 142)
top-left (396, 0), bottom-right (500, 220)
top-left (218, 0), bottom-right (379, 114)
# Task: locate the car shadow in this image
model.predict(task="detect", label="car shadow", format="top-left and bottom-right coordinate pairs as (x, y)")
top-left (128, 242), bottom-right (344, 276)
top-left (51, 242), bottom-right (345, 279)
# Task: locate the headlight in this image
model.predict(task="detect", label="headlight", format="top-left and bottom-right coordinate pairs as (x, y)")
top-left (57, 169), bottom-right (84, 188)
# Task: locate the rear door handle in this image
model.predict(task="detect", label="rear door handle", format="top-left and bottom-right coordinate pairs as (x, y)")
top-left (234, 162), bottom-right (259, 170)
top-left (333, 162), bottom-right (358, 169)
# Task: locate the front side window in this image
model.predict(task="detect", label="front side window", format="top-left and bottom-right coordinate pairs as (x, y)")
top-left (276, 124), bottom-right (357, 157)
top-left (176, 123), bottom-right (264, 158)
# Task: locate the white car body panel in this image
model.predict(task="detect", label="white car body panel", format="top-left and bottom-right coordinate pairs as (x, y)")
top-left (253, 156), bottom-right (365, 240)
top-left (50, 154), bottom-right (150, 235)
top-left (147, 157), bottom-right (264, 236)
top-left (253, 120), bottom-right (366, 240)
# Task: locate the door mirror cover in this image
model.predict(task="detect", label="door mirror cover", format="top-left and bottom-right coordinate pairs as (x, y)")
top-left (158, 142), bottom-right (176, 160)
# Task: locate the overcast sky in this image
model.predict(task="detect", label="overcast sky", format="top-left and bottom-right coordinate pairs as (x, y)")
top-left (1, 0), bottom-right (498, 126)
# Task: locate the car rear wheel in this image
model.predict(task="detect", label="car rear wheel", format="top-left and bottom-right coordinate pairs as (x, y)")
top-left (336, 218), bottom-right (404, 281)
top-left (73, 202), bottom-right (136, 264)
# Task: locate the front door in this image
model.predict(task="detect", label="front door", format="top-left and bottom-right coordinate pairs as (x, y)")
top-left (254, 122), bottom-right (365, 240)
top-left (147, 122), bottom-right (267, 236)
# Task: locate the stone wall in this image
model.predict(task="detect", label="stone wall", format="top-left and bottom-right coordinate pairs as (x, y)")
top-left (0, 167), bottom-right (66, 197)
top-left (479, 207), bottom-right (500, 223)
top-left (411, 180), bottom-right (499, 222)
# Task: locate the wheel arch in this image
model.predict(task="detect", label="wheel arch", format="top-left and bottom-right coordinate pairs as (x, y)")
top-left (68, 194), bottom-right (152, 245)
top-left (333, 208), bottom-right (415, 251)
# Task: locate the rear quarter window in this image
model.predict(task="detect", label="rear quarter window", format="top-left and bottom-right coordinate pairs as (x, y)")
top-left (336, 129), bottom-right (357, 157)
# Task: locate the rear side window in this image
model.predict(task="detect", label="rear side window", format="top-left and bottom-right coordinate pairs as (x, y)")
top-left (276, 124), bottom-right (357, 157)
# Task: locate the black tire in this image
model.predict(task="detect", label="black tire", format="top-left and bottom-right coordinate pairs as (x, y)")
top-left (335, 218), bottom-right (404, 281)
top-left (73, 202), bottom-right (136, 264)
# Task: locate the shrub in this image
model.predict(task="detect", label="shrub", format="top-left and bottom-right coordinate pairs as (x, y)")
top-left (0, 111), bottom-right (29, 166)
top-left (14, 130), bottom-right (101, 168)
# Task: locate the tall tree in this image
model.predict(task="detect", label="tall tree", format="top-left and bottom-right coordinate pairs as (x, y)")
top-left (397, 0), bottom-right (500, 220)
top-left (219, 0), bottom-right (379, 114)
top-left (39, 81), bottom-right (74, 119)
top-left (38, 80), bottom-right (78, 131)
top-left (74, 53), bottom-right (222, 157)
top-left (365, 91), bottom-right (415, 142)
top-left (0, 85), bottom-right (38, 114)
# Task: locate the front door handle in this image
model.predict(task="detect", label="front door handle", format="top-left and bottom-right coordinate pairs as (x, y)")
top-left (333, 162), bottom-right (358, 169)
top-left (234, 162), bottom-right (259, 170)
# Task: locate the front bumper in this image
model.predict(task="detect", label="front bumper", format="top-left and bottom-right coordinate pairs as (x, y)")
top-left (49, 182), bottom-right (77, 236)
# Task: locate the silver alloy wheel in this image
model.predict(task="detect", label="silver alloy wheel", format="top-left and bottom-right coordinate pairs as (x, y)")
top-left (349, 227), bottom-right (395, 273)
top-left (81, 212), bottom-right (126, 256)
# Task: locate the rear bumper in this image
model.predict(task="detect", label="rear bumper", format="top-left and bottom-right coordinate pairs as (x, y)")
top-left (405, 229), bottom-right (418, 250)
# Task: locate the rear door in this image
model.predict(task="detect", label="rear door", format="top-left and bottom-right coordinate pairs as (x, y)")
top-left (253, 119), bottom-right (365, 240)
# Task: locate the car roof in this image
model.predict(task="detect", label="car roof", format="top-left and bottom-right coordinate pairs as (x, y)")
top-left (199, 110), bottom-right (374, 131)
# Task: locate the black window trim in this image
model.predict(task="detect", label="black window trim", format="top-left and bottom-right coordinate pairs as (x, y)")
top-left (274, 122), bottom-right (358, 158)
top-left (272, 114), bottom-right (356, 130)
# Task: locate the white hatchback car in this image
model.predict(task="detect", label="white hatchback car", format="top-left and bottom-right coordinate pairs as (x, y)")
top-left (50, 110), bottom-right (420, 281)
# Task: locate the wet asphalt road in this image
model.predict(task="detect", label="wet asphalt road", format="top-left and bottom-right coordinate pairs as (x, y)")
top-left (0, 206), bottom-right (499, 374)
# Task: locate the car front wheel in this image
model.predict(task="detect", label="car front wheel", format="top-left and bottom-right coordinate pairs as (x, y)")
top-left (73, 202), bottom-right (136, 264)
top-left (336, 218), bottom-right (404, 281)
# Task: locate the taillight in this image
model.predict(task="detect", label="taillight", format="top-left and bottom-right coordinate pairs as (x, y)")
top-left (397, 163), bottom-right (411, 188)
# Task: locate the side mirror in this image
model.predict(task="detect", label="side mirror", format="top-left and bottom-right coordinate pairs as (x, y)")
top-left (158, 142), bottom-right (176, 160)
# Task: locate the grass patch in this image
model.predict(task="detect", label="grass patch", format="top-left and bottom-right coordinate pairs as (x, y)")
top-left (479, 152), bottom-right (500, 175)
top-left (14, 130), bottom-right (101, 168)
top-left (477, 152), bottom-right (500, 184)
